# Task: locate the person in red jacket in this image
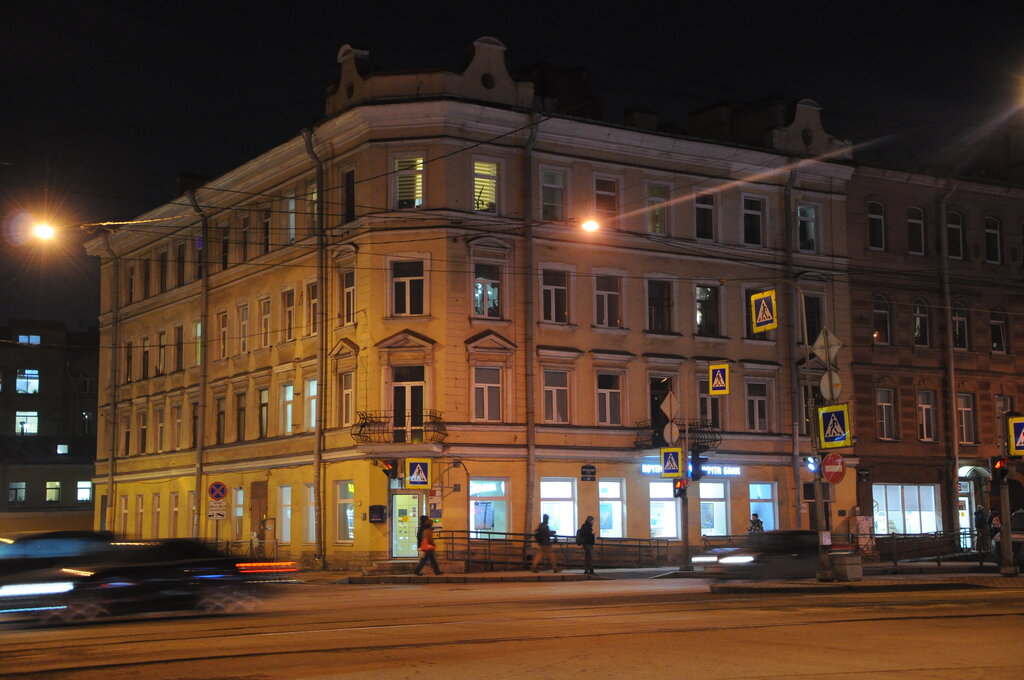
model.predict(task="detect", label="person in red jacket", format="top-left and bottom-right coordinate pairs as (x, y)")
top-left (413, 515), bottom-right (442, 576)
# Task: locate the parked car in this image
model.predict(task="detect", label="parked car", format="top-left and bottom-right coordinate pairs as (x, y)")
top-left (0, 531), bottom-right (117, 578)
top-left (992, 510), bottom-right (1024, 566)
top-left (691, 530), bottom-right (821, 579)
top-left (0, 538), bottom-right (291, 625)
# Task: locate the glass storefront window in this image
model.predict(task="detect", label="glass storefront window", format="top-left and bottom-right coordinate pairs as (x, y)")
top-left (872, 483), bottom-right (940, 534)
top-left (335, 480), bottom-right (354, 542)
top-left (699, 481), bottom-right (728, 536)
top-left (649, 481), bottom-right (679, 539)
top-left (469, 478), bottom-right (508, 536)
top-left (749, 482), bottom-right (776, 531)
top-left (599, 478), bottom-right (625, 538)
top-left (539, 478), bottom-right (575, 537)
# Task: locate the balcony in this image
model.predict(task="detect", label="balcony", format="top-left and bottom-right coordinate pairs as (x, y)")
top-left (351, 410), bottom-right (448, 445)
top-left (634, 417), bottom-right (722, 451)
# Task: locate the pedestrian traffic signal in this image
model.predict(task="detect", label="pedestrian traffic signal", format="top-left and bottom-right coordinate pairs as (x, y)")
top-left (994, 457), bottom-right (1009, 480)
top-left (689, 450), bottom-right (708, 481)
top-left (673, 478), bottom-right (688, 498)
top-left (803, 456), bottom-right (819, 473)
top-left (380, 459), bottom-right (400, 479)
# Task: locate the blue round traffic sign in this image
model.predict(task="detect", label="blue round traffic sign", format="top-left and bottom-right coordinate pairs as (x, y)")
top-left (208, 481), bottom-right (228, 500)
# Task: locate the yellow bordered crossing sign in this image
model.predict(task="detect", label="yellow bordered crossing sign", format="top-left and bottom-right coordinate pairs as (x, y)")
top-left (817, 404), bottom-right (852, 449)
top-left (1008, 415), bottom-right (1024, 456)
top-left (660, 448), bottom-right (683, 478)
top-left (750, 289), bottom-right (778, 333)
top-left (709, 364), bottom-right (729, 395)
top-left (405, 458), bottom-right (432, 489)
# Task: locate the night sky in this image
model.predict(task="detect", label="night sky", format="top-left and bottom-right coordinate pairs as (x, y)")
top-left (3, 1), bottom-right (1024, 330)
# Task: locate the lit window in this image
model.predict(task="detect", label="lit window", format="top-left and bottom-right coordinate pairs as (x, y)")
top-left (473, 161), bottom-right (498, 213)
top-left (694, 285), bottom-right (720, 336)
top-left (336, 480), bottom-right (355, 541)
top-left (15, 411), bottom-right (38, 435)
top-left (15, 369), bottom-right (39, 394)
top-left (56, 443), bottom-right (69, 455)
top-left (280, 383), bottom-right (294, 435)
top-left (873, 484), bottom-right (940, 534)
top-left (699, 482), bottom-right (729, 536)
top-left (749, 483), bottom-right (777, 531)
top-left (17, 334), bottom-right (40, 345)
top-left (649, 481), bottom-right (679, 539)
top-left (539, 478), bottom-right (576, 536)
top-left (77, 481), bottom-right (93, 502)
top-left (469, 479), bottom-right (507, 536)
top-left (305, 379), bottom-right (317, 431)
top-left (277, 485), bottom-right (292, 543)
top-left (599, 479), bottom-right (625, 538)
top-left (473, 263), bottom-right (501, 318)
top-left (394, 157), bottom-right (424, 209)
top-left (797, 205), bottom-right (817, 252)
top-left (872, 296), bottom-right (890, 345)
top-left (45, 481), bottom-right (61, 503)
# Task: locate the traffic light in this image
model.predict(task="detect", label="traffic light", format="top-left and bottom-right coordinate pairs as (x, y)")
top-left (994, 457), bottom-right (1009, 480)
top-left (672, 478), bottom-right (688, 498)
top-left (380, 459), bottom-right (399, 479)
top-left (803, 456), bottom-right (819, 473)
top-left (689, 449), bottom-right (708, 481)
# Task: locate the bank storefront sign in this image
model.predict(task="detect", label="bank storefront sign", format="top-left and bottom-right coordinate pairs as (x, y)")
top-left (641, 463), bottom-right (741, 477)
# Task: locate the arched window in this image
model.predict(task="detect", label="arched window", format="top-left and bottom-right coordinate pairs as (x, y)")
top-left (913, 299), bottom-right (930, 347)
top-left (872, 295), bottom-right (891, 345)
top-left (952, 302), bottom-right (969, 349)
top-left (990, 309), bottom-right (1007, 353)
top-left (868, 201), bottom-right (886, 250)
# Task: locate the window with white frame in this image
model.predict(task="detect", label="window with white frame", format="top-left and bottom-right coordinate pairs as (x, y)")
top-left (913, 299), bottom-right (930, 347)
top-left (391, 260), bottom-right (425, 316)
top-left (119, 495), bottom-right (129, 536)
top-left (599, 478), bottom-right (625, 538)
top-left (872, 296), bottom-right (891, 344)
top-left (193, 321), bottom-right (202, 366)
top-left (473, 161), bottom-right (498, 213)
top-left (261, 207), bottom-right (272, 254)
top-left (280, 382), bottom-right (294, 435)
top-left (985, 216), bottom-right (1001, 263)
top-left (596, 373), bottom-right (622, 425)
top-left (152, 492), bottom-right (161, 537)
top-left (876, 388), bottom-right (897, 440)
top-left (539, 478), bottom-right (576, 536)
top-left (647, 279), bottom-right (672, 333)
top-left (952, 302), bottom-right (969, 350)
top-left (134, 494), bottom-right (144, 536)
top-left (77, 481), bottom-right (92, 502)
top-left (305, 378), bottom-right (317, 431)
top-left (469, 478), bottom-right (508, 536)
top-left (543, 369), bottom-right (569, 423)
top-left (797, 204), bottom-right (817, 252)
top-left (873, 484), bottom-right (940, 534)
top-left (868, 201), bottom-right (886, 250)
top-left (907, 207), bottom-right (925, 255)
top-left (991, 309), bottom-right (1008, 353)
top-left (259, 388), bottom-right (269, 438)
top-left (749, 483), bottom-right (776, 531)
top-left (335, 480), bottom-right (355, 541)
top-left (649, 481), bottom-right (679, 539)
top-left (217, 312), bottom-right (228, 359)
top-left (306, 282), bottom-right (319, 335)
top-left (141, 337), bottom-right (150, 378)
top-left (341, 372), bottom-right (354, 427)
top-left (304, 483), bottom-right (316, 543)
top-left (694, 284), bottom-right (721, 336)
top-left (393, 157), bottom-right (424, 209)
top-left (947, 211), bottom-right (964, 259)
top-left (695, 192), bottom-right (715, 240)
top-left (594, 275), bottom-right (622, 328)
top-left (746, 382), bottom-right (769, 432)
top-left (15, 369), bottom-right (39, 394)
top-left (541, 269), bottom-right (569, 323)
top-left (237, 304), bottom-right (249, 353)
top-left (341, 270), bottom-right (356, 325)
top-left (645, 183), bottom-right (670, 234)
top-left (233, 487), bottom-right (244, 539)
top-left (8, 481), bottom-right (26, 503)
top-left (742, 196), bottom-right (766, 246)
top-left (700, 481), bottom-right (728, 536)
top-left (698, 378), bottom-right (722, 429)
top-left (473, 262), bottom-right (501, 318)
top-left (281, 290), bottom-right (295, 341)
top-left (235, 393), bottom-right (245, 442)
top-left (285, 192), bottom-right (296, 244)
top-left (46, 481), bottom-right (61, 503)
top-left (957, 393), bottom-right (976, 444)
top-left (277, 485), bottom-right (292, 543)
top-left (594, 177), bottom-right (619, 226)
top-left (540, 170), bottom-right (566, 221)
top-left (917, 390), bottom-right (936, 441)
top-left (473, 366), bottom-right (501, 422)
top-left (15, 410), bottom-right (38, 435)
top-left (168, 492), bottom-right (179, 538)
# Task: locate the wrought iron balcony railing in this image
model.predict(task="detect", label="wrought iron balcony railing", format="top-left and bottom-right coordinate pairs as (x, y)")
top-left (634, 417), bottom-right (722, 451)
top-left (350, 410), bottom-right (448, 445)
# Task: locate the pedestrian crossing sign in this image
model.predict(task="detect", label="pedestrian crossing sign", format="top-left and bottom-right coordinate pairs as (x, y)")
top-left (405, 459), bottom-right (432, 488)
top-left (660, 447), bottom-right (683, 478)
top-left (1008, 416), bottom-right (1024, 456)
top-left (709, 364), bottom-right (729, 395)
top-left (750, 289), bottom-right (778, 333)
top-left (817, 404), bottom-right (852, 449)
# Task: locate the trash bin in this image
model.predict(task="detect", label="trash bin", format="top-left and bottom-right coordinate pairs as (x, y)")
top-left (832, 554), bottom-right (863, 582)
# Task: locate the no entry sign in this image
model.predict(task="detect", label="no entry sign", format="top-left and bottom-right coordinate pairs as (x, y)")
top-left (821, 452), bottom-right (846, 485)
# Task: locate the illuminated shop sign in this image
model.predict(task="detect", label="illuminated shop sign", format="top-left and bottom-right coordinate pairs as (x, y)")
top-left (641, 463), bottom-right (741, 476)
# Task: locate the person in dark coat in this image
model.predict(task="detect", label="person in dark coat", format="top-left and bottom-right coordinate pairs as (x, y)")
top-left (530, 514), bottom-right (559, 572)
top-left (413, 515), bottom-right (442, 576)
top-left (974, 505), bottom-right (991, 553)
top-left (577, 515), bottom-right (596, 575)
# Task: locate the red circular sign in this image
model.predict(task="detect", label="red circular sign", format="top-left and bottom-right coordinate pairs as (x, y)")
top-left (821, 453), bottom-right (846, 485)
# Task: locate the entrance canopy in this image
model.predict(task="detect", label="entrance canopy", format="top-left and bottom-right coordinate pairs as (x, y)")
top-left (958, 465), bottom-right (991, 481)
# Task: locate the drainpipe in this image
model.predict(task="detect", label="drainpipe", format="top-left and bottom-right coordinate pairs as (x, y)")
top-left (302, 128), bottom-right (327, 569)
top-left (938, 181), bottom-right (959, 536)
top-left (783, 168), bottom-right (804, 529)
top-left (187, 190), bottom-right (211, 540)
top-left (523, 112), bottom-right (539, 559)
top-left (100, 232), bottom-right (120, 533)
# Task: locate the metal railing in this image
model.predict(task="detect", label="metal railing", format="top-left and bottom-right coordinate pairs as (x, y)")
top-left (435, 530), bottom-right (674, 571)
top-left (351, 410), bottom-right (448, 444)
top-left (634, 418), bottom-right (721, 451)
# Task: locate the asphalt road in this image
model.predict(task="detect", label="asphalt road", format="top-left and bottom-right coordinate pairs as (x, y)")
top-left (2, 577), bottom-right (1021, 679)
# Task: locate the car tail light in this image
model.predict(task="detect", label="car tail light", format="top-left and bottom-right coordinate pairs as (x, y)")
top-left (236, 561), bottom-right (298, 574)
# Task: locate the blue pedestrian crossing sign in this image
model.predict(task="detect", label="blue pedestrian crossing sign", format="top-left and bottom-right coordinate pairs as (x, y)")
top-left (660, 447), bottom-right (683, 478)
top-left (709, 364), bottom-right (729, 395)
top-left (817, 404), bottom-right (852, 449)
top-left (1008, 416), bottom-right (1024, 456)
top-left (750, 290), bottom-right (778, 333)
top-left (405, 459), bottom-right (432, 489)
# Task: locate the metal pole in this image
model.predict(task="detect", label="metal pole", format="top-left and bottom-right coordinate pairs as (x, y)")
top-left (187, 190), bottom-right (210, 540)
top-left (100, 233), bottom-right (120, 533)
top-left (998, 474), bottom-right (1017, 576)
top-left (522, 113), bottom-right (538, 564)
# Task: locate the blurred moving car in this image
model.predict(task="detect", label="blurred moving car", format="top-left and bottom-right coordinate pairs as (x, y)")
top-left (691, 530), bottom-right (820, 579)
top-left (0, 537), bottom-right (296, 625)
top-left (0, 531), bottom-right (118, 578)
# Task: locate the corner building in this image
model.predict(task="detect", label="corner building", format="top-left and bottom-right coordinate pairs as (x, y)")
top-left (87, 38), bottom-right (855, 570)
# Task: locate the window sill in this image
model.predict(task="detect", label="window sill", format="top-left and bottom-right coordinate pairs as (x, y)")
top-left (643, 330), bottom-right (682, 337)
top-left (694, 334), bottom-right (730, 342)
top-left (592, 325), bottom-right (629, 333)
top-left (470, 316), bottom-right (511, 326)
top-left (538, 321), bottom-right (577, 330)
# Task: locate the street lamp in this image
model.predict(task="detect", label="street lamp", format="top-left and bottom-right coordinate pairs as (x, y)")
top-left (32, 222), bottom-right (56, 240)
top-left (580, 219), bottom-right (599, 232)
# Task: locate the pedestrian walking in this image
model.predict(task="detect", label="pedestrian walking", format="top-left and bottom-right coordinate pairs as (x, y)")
top-left (413, 515), bottom-right (442, 576)
top-left (974, 504), bottom-right (991, 553)
top-left (747, 513), bottom-right (765, 534)
top-left (530, 513), bottom-right (560, 572)
top-left (575, 515), bottom-right (596, 574)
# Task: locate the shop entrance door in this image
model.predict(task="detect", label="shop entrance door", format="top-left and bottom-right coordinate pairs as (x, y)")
top-left (391, 492), bottom-right (422, 558)
top-left (958, 494), bottom-right (972, 548)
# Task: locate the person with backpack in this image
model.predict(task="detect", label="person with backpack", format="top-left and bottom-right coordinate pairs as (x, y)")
top-left (576, 515), bottom-right (596, 575)
top-left (530, 514), bottom-right (559, 572)
top-left (413, 515), bottom-right (442, 576)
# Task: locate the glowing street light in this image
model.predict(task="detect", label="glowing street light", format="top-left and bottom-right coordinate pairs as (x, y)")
top-left (580, 219), bottom-right (599, 232)
top-left (32, 222), bottom-right (56, 240)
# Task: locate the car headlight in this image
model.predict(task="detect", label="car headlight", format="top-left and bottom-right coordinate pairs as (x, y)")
top-left (691, 555), bottom-right (718, 563)
top-left (0, 581), bottom-right (74, 597)
top-left (719, 555), bottom-right (756, 564)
